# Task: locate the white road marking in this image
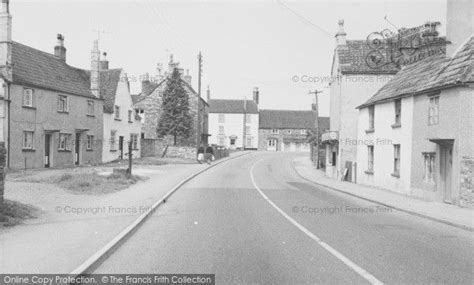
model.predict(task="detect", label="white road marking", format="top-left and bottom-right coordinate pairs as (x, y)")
top-left (250, 159), bottom-right (384, 285)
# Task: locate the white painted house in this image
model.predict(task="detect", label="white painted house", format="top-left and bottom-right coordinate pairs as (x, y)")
top-left (207, 88), bottom-right (259, 149)
top-left (97, 52), bottom-right (142, 163)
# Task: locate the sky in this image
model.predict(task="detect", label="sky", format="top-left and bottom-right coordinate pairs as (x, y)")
top-left (10, 0), bottom-right (446, 116)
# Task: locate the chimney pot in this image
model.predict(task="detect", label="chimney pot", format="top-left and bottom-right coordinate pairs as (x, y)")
top-left (54, 34), bottom-right (67, 62)
top-left (252, 87), bottom-right (259, 105)
top-left (100, 52), bottom-right (109, 70)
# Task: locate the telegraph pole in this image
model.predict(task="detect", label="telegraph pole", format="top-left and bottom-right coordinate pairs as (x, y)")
top-left (198, 52), bottom-right (203, 97)
top-left (197, 52), bottom-right (203, 146)
top-left (309, 90), bottom-right (323, 168)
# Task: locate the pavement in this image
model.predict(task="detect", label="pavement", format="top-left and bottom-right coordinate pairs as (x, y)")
top-left (93, 152), bottom-right (473, 284)
top-left (292, 156), bottom-right (474, 231)
top-left (0, 152), bottom-right (245, 274)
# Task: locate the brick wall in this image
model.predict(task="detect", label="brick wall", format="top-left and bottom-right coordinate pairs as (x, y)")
top-left (460, 156), bottom-right (474, 208)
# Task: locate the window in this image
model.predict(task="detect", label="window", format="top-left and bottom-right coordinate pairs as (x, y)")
top-left (23, 131), bottom-right (34, 150)
top-left (57, 95), bottom-right (68, 113)
top-left (114, 106), bottom-right (120, 120)
top-left (428, 96), bottom-right (439, 125)
top-left (268, 139), bottom-right (276, 147)
top-left (128, 110), bottom-right (133, 122)
top-left (287, 130), bottom-right (292, 135)
top-left (246, 114), bottom-right (251, 124)
top-left (218, 114), bottom-right (225, 123)
top-left (130, 134), bottom-right (138, 149)
top-left (219, 126), bottom-right (225, 135)
top-left (300, 129), bottom-right (307, 135)
top-left (368, 105), bottom-right (375, 130)
top-left (59, 133), bottom-right (71, 151)
top-left (423, 152), bottom-right (436, 183)
top-left (331, 151), bottom-right (337, 166)
top-left (246, 137), bottom-right (252, 147)
top-left (271, 129), bottom-right (279, 134)
top-left (86, 135), bottom-right (94, 150)
top-left (87, 100), bottom-right (94, 116)
top-left (23, 89), bottom-right (34, 107)
top-left (110, 130), bottom-right (117, 151)
top-left (394, 99), bottom-right (401, 125)
top-left (393, 144), bottom-right (401, 176)
top-left (219, 137), bottom-right (226, 146)
top-left (245, 126), bottom-right (251, 135)
top-left (367, 145), bottom-right (374, 172)
top-left (141, 132), bottom-right (145, 139)
top-left (135, 109), bottom-right (145, 123)
top-left (230, 138), bottom-right (236, 145)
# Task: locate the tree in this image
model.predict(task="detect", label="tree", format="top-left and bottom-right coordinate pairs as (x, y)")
top-left (157, 68), bottom-right (193, 145)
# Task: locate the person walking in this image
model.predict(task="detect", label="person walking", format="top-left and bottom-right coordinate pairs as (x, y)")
top-left (205, 145), bottom-right (214, 164)
top-left (197, 144), bottom-right (205, 164)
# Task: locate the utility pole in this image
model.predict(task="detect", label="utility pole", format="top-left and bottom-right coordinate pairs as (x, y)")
top-left (309, 90), bottom-right (322, 168)
top-left (197, 52), bottom-right (203, 147)
top-left (197, 52), bottom-right (203, 97)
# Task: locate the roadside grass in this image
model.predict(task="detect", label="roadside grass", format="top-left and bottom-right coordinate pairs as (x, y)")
top-left (52, 172), bottom-right (146, 194)
top-left (0, 200), bottom-right (40, 228)
top-left (107, 156), bottom-right (196, 166)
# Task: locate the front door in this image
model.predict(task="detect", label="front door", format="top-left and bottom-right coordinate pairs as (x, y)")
top-left (119, 136), bottom-right (124, 159)
top-left (44, 134), bottom-right (51, 168)
top-left (75, 133), bottom-right (80, 165)
top-left (440, 145), bottom-right (453, 203)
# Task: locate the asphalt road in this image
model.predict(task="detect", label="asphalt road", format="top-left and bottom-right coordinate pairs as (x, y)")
top-left (94, 152), bottom-right (474, 284)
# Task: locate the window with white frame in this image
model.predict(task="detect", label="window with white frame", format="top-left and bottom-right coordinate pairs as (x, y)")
top-left (218, 114), bottom-right (225, 123)
top-left (135, 109), bottom-right (145, 123)
top-left (300, 129), bottom-right (307, 135)
top-left (271, 129), bottom-right (279, 134)
top-left (128, 110), bottom-right (133, 122)
top-left (367, 145), bottom-right (374, 172)
top-left (428, 96), bottom-right (439, 125)
top-left (86, 135), bottom-right (94, 150)
top-left (423, 152), bottom-right (436, 183)
top-left (246, 137), bottom-right (252, 147)
top-left (59, 133), bottom-right (71, 151)
top-left (393, 144), bottom-right (401, 176)
top-left (219, 137), bottom-right (225, 146)
top-left (394, 99), bottom-right (401, 125)
top-left (219, 126), bottom-right (225, 135)
top-left (23, 131), bottom-right (34, 149)
top-left (57, 95), bottom-right (68, 113)
top-left (368, 105), bottom-right (375, 130)
top-left (87, 100), bottom-right (94, 116)
top-left (246, 114), bottom-right (251, 124)
top-left (130, 134), bottom-right (138, 149)
top-left (114, 106), bottom-right (120, 120)
top-left (110, 130), bottom-right (117, 151)
top-left (245, 126), bottom-right (251, 135)
top-left (23, 89), bottom-right (34, 107)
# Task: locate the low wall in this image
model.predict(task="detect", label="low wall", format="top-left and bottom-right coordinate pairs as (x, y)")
top-left (165, 146), bottom-right (197, 160)
top-left (140, 139), bottom-right (167, 157)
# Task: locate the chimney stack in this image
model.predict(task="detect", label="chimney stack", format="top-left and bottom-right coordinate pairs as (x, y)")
top-left (54, 34), bottom-right (66, 62)
top-left (90, 40), bottom-right (100, 97)
top-left (335, 19), bottom-right (347, 45)
top-left (100, 52), bottom-right (109, 70)
top-left (252, 87), bottom-right (259, 104)
top-left (206, 85), bottom-right (211, 102)
top-left (0, 0), bottom-right (12, 81)
top-left (184, 69), bottom-right (192, 85)
top-left (141, 73), bottom-right (154, 94)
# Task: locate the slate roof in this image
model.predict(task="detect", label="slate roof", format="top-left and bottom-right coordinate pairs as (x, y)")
top-left (336, 40), bottom-right (400, 74)
top-left (11, 41), bottom-right (95, 98)
top-left (208, 99), bottom-right (258, 114)
top-left (359, 36), bottom-right (473, 108)
top-left (259, 110), bottom-right (318, 129)
top-left (100, 69), bottom-right (123, 113)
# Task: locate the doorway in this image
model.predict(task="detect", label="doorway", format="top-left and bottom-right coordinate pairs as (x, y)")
top-left (440, 145), bottom-right (453, 203)
top-left (44, 134), bottom-right (51, 168)
top-left (119, 136), bottom-right (124, 159)
top-left (75, 133), bottom-right (80, 165)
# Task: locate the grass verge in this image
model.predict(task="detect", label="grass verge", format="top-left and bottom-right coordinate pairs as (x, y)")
top-left (53, 172), bottom-right (146, 194)
top-left (0, 200), bottom-right (40, 228)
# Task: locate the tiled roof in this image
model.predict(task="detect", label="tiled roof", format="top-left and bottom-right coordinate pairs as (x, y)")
top-left (336, 40), bottom-right (400, 74)
top-left (259, 110), bottom-right (318, 129)
top-left (208, 99), bottom-right (258, 114)
top-left (100, 69), bottom-right (123, 113)
top-left (11, 41), bottom-right (95, 98)
top-left (359, 36), bottom-right (473, 108)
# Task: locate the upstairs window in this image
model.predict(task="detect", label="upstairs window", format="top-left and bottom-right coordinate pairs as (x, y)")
top-left (271, 129), bottom-right (279, 134)
top-left (87, 100), bottom-right (94, 116)
top-left (128, 110), bottom-right (133, 122)
top-left (114, 106), bottom-right (120, 120)
top-left (393, 144), bottom-right (401, 176)
top-left (218, 126), bottom-right (225, 135)
top-left (57, 95), bottom-right (68, 113)
top-left (23, 89), bottom-right (34, 107)
top-left (246, 114), bottom-right (251, 124)
top-left (218, 114), bottom-right (225, 124)
top-left (394, 99), bottom-right (401, 125)
top-left (245, 126), bottom-right (251, 135)
top-left (367, 145), bottom-right (374, 172)
top-left (428, 96), bottom-right (439, 125)
top-left (368, 105), bottom-right (375, 130)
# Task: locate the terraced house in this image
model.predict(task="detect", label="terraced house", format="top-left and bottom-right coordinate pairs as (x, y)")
top-left (0, 1), bottom-right (104, 169)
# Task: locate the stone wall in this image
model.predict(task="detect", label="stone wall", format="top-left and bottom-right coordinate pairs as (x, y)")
top-left (460, 156), bottom-right (474, 208)
top-left (165, 146), bottom-right (197, 160)
top-left (140, 138), bottom-right (167, 157)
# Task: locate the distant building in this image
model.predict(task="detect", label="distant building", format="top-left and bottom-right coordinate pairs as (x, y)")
top-left (97, 52), bottom-right (142, 163)
top-left (208, 88), bottom-right (259, 150)
top-left (258, 109), bottom-right (327, 152)
top-left (0, 0), bottom-right (105, 169)
top-left (133, 56), bottom-right (209, 147)
top-left (356, 0), bottom-right (473, 207)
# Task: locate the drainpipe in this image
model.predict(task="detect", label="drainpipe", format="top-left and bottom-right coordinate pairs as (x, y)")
top-left (6, 82), bottom-right (10, 168)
